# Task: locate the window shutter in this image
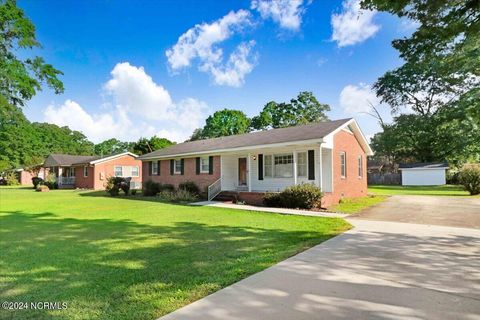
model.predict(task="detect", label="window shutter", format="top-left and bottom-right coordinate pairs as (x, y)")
top-left (308, 150), bottom-right (315, 180)
top-left (258, 154), bottom-right (263, 180)
top-left (196, 157), bottom-right (200, 175)
top-left (170, 159), bottom-right (174, 175)
top-left (208, 156), bottom-right (213, 175)
top-left (157, 160), bottom-right (161, 176)
top-left (180, 159), bottom-right (185, 175)
top-left (149, 161), bottom-right (152, 176)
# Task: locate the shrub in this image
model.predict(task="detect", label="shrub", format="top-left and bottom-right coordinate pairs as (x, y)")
top-left (43, 173), bottom-right (58, 189)
top-left (36, 185), bottom-right (50, 192)
top-left (131, 189), bottom-right (137, 196)
top-left (178, 181), bottom-right (200, 195)
top-left (5, 172), bottom-right (19, 186)
top-left (263, 192), bottom-right (283, 207)
top-left (158, 189), bottom-right (198, 202)
top-left (458, 164), bottom-right (480, 195)
top-left (143, 180), bottom-right (161, 196)
top-left (159, 183), bottom-right (175, 192)
top-left (105, 177), bottom-right (130, 196)
top-left (263, 183), bottom-right (323, 209)
top-left (32, 177), bottom-right (44, 189)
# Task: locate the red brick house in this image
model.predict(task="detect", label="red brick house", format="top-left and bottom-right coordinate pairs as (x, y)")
top-left (138, 118), bottom-right (373, 207)
top-left (42, 152), bottom-right (142, 190)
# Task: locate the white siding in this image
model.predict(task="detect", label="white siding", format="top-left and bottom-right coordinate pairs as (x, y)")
top-left (321, 148), bottom-right (333, 192)
top-left (220, 144), bottom-right (325, 192)
top-left (401, 169), bottom-right (446, 186)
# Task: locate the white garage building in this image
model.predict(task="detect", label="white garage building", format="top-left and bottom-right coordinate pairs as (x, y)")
top-left (399, 162), bottom-right (449, 186)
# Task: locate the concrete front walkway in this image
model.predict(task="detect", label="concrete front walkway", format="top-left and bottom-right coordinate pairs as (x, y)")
top-left (190, 201), bottom-right (347, 218)
top-left (160, 219), bottom-right (480, 320)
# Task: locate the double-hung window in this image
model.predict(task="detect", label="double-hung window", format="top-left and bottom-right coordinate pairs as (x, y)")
top-left (151, 162), bottom-right (158, 175)
top-left (200, 157), bottom-right (209, 173)
top-left (174, 159), bottom-right (182, 174)
top-left (340, 152), bottom-right (347, 178)
top-left (83, 166), bottom-right (88, 177)
top-left (131, 166), bottom-right (139, 177)
top-left (264, 154), bottom-right (294, 178)
top-left (358, 155), bottom-right (363, 178)
top-left (114, 166), bottom-right (123, 177)
top-left (297, 152), bottom-right (307, 177)
top-left (264, 155), bottom-right (273, 177)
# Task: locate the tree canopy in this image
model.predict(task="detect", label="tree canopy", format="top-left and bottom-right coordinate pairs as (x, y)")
top-left (129, 136), bottom-right (175, 155)
top-left (0, 0), bottom-right (64, 106)
top-left (362, 0), bottom-right (480, 166)
top-left (251, 91), bottom-right (330, 130)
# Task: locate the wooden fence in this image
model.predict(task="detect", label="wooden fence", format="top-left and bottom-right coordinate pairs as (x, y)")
top-left (368, 173), bottom-right (401, 185)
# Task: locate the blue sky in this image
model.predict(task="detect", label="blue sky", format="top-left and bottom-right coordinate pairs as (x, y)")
top-left (20, 0), bottom-right (415, 143)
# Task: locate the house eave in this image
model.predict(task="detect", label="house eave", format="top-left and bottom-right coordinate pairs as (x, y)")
top-left (138, 138), bottom-right (325, 160)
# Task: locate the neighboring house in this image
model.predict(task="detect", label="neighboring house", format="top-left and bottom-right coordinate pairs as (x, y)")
top-left (4, 167), bottom-right (48, 186)
top-left (399, 162), bottom-right (449, 186)
top-left (42, 152), bottom-right (142, 189)
top-left (138, 118), bottom-right (373, 207)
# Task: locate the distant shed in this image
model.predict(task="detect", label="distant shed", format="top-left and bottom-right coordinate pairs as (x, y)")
top-left (399, 162), bottom-right (449, 186)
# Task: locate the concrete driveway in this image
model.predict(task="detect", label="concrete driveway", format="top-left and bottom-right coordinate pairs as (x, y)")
top-left (352, 195), bottom-right (480, 229)
top-left (160, 219), bottom-right (480, 320)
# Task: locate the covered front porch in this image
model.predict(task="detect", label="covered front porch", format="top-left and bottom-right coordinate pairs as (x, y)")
top-left (207, 143), bottom-right (333, 201)
top-left (48, 166), bottom-right (76, 188)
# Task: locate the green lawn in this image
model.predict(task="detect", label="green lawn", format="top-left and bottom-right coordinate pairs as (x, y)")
top-left (329, 195), bottom-right (388, 214)
top-left (368, 184), bottom-right (470, 196)
top-left (0, 187), bottom-right (349, 320)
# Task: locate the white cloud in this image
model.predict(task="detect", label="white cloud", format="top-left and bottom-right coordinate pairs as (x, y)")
top-left (44, 63), bottom-right (208, 143)
top-left (104, 62), bottom-right (173, 120)
top-left (165, 10), bottom-right (257, 87)
top-left (331, 0), bottom-right (380, 47)
top-left (340, 83), bottom-right (380, 114)
top-left (251, 0), bottom-right (305, 31)
top-left (202, 40), bottom-right (257, 87)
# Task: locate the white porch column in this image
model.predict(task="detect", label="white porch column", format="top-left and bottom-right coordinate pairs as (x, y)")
top-left (293, 151), bottom-right (298, 185)
top-left (247, 153), bottom-right (252, 192)
top-left (319, 144), bottom-right (323, 191)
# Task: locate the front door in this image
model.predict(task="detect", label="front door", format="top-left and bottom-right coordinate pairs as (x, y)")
top-left (238, 158), bottom-right (247, 186)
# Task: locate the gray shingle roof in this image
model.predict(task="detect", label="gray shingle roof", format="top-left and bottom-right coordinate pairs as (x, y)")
top-left (399, 162), bottom-right (449, 169)
top-left (43, 154), bottom-right (101, 167)
top-left (139, 118), bottom-right (352, 159)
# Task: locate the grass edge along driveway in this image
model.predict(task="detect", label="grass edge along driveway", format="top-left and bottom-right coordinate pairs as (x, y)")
top-left (0, 187), bottom-right (350, 320)
top-left (368, 184), bottom-right (471, 197)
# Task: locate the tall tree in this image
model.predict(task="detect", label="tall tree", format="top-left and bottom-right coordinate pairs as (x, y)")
top-left (251, 91), bottom-right (330, 130)
top-left (130, 136), bottom-right (174, 155)
top-left (200, 109), bottom-right (251, 139)
top-left (362, 0), bottom-right (480, 165)
top-left (0, 0), bottom-right (64, 106)
top-left (94, 138), bottom-right (131, 156)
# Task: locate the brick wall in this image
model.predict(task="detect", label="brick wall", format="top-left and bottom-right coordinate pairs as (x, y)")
top-left (74, 166), bottom-right (95, 189)
top-left (324, 129), bottom-right (367, 207)
top-left (142, 155), bottom-right (221, 192)
top-left (93, 155), bottom-right (143, 190)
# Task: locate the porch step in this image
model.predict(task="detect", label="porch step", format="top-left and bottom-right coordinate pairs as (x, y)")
top-left (213, 191), bottom-right (238, 203)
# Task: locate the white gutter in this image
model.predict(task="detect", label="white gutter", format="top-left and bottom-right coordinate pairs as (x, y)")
top-left (138, 138), bottom-right (324, 161)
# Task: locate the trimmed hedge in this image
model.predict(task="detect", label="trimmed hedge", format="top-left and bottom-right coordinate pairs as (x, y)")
top-left (458, 163), bottom-right (480, 195)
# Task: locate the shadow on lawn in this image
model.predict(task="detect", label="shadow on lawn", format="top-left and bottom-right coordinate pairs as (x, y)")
top-left (0, 210), bottom-right (331, 320)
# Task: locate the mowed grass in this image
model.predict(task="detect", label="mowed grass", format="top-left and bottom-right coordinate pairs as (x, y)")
top-left (0, 187), bottom-right (350, 320)
top-left (368, 184), bottom-right (470, 196)
top-left (329, 195), bottom-right (388, 214)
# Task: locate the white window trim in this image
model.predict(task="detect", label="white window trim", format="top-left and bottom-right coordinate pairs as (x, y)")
top-left (340, 152), bottom-right (347, 179)
top-left (114, 165), bottom-right (123, 177)
top-left (200, 156), bottom-right (209, 173)
top-left (174, 159), bottom-right (182, 174)
top-left (297, 152), bottom-right (307, 178)
top-left (358, 155), bottom-right (363, 178)
top-left (263, 153), bottom-right (294, 179)
top-left (83, 166), bottom-right (88, 177)
top-left (131, 166), bottom-right (140, 177)
top-left (151, 162), bottom-right (158, 175)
